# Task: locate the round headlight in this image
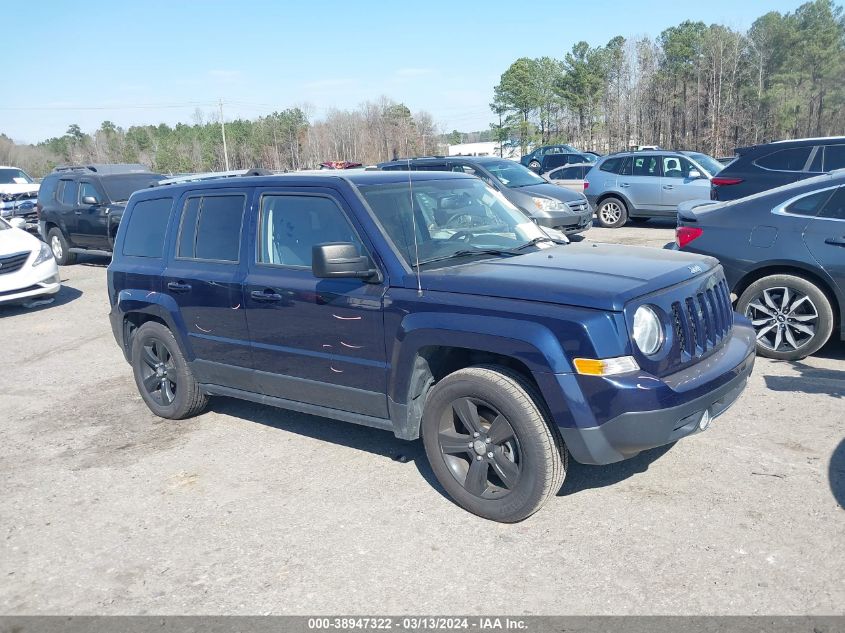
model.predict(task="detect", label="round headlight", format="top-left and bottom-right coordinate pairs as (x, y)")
top-left (633, 305), bottom-right (664, 355)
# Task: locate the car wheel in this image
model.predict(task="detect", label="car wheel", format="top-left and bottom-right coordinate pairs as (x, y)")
top-left (528, 160), bottom-right (541, 173)
top-left (736, 274), bottom-right (834, 361)
top-left (47, 227), bottom-right (77, 266)
top-left (131, 321), bottom-right (208, 419)
top-left (595, 197), bottom-right (628, 228)
top-left (421, 365), bottom-right (568, 522)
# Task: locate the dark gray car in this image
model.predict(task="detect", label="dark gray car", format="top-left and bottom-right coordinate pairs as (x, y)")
top-left (673, 170), bottom-right (845, 360)
top-left (378, 156), bottom-right (592, 235)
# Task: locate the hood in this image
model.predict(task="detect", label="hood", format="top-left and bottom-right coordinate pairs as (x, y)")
top-left (0, 183), bottom-right (40, 197)
top-left (414, 242), bottom-right (720, 311)
top-left (506, 182), bottom-right (583, 203)
top-left (0, 223), bottom-right (40, 256)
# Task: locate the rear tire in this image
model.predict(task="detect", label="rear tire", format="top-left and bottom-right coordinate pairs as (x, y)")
top-left (131, 321), bottom-right (208, 419)
top-left (421, 365), bottom-right (568, 522)
top-left (736, 274), bottom-right (834, 361)
top-left (595, 197), bottom-right (628, 228)
top-left (47, 227), bottom-right (77, 266)
top-left (528, 160), bottom-right (541, 173)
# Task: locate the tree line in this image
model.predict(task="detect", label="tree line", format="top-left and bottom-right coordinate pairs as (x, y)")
top-left (491, 0), bottom-right (845, 157)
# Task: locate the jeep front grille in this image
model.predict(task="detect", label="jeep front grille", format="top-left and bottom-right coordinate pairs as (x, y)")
top-left (671, 278), bottom-right (733, 360)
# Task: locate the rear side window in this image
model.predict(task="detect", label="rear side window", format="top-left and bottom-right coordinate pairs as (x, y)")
top-left (631, 156), bottom-right (660, 177)
top-left (122, 197), bottom-right (174, 258)
top-left (755, 147), bottom-right (812, 172)
top-left (60, 180), bottom-right (78, 205)
top-left (556, 167), bottom-right (580, 179)
top-left (783, 189), bottom-right (834, 217)
top-left (38, 176), bottom-right (58, 204)
top-left (599, 157), bottom-right (623, 173)
top-left (177, 194), bottom-right (245, 262)
top-left (819, 187), bottom-right (845, 220)
top-left (823, 145), bottom-right (845, 171)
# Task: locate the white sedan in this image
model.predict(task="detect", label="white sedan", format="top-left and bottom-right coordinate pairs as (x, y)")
top-left (0, 217), bottom-right (60, 305)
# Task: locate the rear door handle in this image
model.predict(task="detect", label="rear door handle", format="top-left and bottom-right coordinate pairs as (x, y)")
top-left (167, 281), bottom-right (192, 293)
top-left (74, 210), bottom-right (82, 215)
top-left (824, 237), bottom-right (845, 247)
top-left (250, 289), bottom-right (282, 302)
top-left (663, 185), bottom-right (675, 190)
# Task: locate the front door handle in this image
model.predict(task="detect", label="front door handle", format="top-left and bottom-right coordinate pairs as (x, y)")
top-left (74, 210), bottom-right (82, 215)
top-left (825, 237), bottom-right (845, 247)
top-left (663, 185), bottom-right (675, 190)
top-left (167, 281), bottom-right (192, 293)
top-left (619, 182), bottom-right (630, 188)
top-left (250, 289), bottom-right (282, 302)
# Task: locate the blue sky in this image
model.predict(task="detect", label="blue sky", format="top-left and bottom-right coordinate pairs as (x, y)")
top-left (4, 0), bottom-right (807, 144)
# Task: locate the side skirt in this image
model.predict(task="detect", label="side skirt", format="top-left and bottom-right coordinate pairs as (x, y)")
top-left (199, 383), bottom-right (396, 434)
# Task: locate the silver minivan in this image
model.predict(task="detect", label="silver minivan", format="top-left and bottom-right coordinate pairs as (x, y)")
top-left (584, 151), bottom-right (723, 228)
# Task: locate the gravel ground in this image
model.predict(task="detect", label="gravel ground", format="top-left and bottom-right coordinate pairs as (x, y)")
top-left (1, 220), bottom-right (843, 615)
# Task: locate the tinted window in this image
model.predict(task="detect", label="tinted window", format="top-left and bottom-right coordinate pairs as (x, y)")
top-left (819, 187), bottom-right (845, 220)
top-left (100, 174), bottom-right (163, 202)
top-left (177, 197), bottom-right (202, 258)
top-left (632, 156), bottom-right (660, 177)
top-left (555, 167), bottom-right (580, 179)
top-left (756, 147), bottom-right (812, 171)
top-left (122, 197), bottom-right (173, 258)
top-left (259, 195), bottom-right (362, 267)
top-left (599, 157), bottom-right (623, 173)
top-left (784, 189), bottom-right (834, 217)
top-left (38, 176), bottom-right (58, 204)
top-left (60, 180), bottom-right (78, 205)
top-left (823, 145), bottom-right (845, 171)
top-left (191, 195), bottom-right (245, 261)
top-left (79, 182), bottom-right (100, 203)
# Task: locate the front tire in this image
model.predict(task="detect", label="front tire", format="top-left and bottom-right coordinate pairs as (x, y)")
top-left (528, 160), bottom-right (541, 173)
top-left (131, 322), bottom-right (208, 419)
top-left (47, 227), bottom-right (77, 266)
top-left (736, 274), bottom-right (834, 361)
top-left (421, 366), bottom-right (567, 522)
top-left (595, 197), bottom-right (628, 228)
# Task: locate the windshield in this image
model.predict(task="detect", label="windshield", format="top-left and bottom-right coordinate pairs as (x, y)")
top-left (100, 173), bottom-right (163, 202)
top-left (687, 152), bottom-right (723, 176)
top-left (0, 218), bottom-right (9, 230)
top-left (483, 160), bottom-right (546, 188)
top-left (358, 178), bottom-right (549, 268)
top-left (0, 168), bottom-right (34, 185)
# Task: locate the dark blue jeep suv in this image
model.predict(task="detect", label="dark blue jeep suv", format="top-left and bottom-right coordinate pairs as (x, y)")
top-left (108, 170), bottom-right (755, 522)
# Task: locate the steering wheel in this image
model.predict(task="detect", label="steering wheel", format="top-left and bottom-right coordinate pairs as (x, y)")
top-left (444, 213), bottom-right (474, 230)
top-left (447, 230), bottom-right (472, 242)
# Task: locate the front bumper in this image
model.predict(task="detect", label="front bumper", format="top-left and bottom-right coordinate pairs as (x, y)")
top-left (532, 210), bottom-right (593, 234)
top-left (555, 320), bottom-right (756, 465)
top-left (0, 264), bottom-right (61, 304)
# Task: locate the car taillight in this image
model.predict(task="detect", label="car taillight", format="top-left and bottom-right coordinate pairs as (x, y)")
top-left (711, 177), bottom-right (743, 186)
top-left (676, 226), bottom-right (703, 248)
top-left (583, 181), bottom-right (589, 189)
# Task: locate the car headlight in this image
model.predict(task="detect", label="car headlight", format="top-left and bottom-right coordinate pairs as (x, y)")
top-left (32, 241), bottom-right (54, 267)
top-left (531, 196), bottom-right (566, 212)
top-left (632, 305), bottom-right (664, 355)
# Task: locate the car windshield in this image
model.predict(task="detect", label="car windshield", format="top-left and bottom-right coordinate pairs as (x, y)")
top-left (358, 178), bottom-right (550, 269)
top-left (100, 173), bottom-right (163, 202)
top-left (0, 218), bottom-right (9, 230)
top-left (0, 168), bottom-right (34, 185)
top-left (687, 152), bottom-right (723, 176)
top-left (483, 160), bottom-right (545, 188)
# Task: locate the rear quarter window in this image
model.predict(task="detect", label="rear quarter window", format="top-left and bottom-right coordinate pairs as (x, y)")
top-left (599, 157), bottom-right (623, 173)
top-left (38, 176), bottom-right (59, 204)
top-left (783, 189), bottom-right (834, 217)
top-left (122, 197), bottom-right (174, 258)
top-left (755, 147), bottom-right (812, 172)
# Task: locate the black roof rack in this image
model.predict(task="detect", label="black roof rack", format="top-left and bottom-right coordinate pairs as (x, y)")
top-left (53, 163), bottom-right (151, 175)
top-left (155, 168), bottom-right (273, 186)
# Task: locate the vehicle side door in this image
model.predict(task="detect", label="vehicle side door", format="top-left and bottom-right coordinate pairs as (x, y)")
top-left (73, 179), bottom-right (110, 249)
top-left (243, 187), bottom-right (389, 419)
top-left (56, 178), bottom-right (80, 245)
top-left (619, 155), bottom-right (662, 212)
top-left (801, 186), bottom-right (845, 302)
top-left (162, 189), bottom-right (254, 391)
top-left (659, 156), bottom-right (711, 213)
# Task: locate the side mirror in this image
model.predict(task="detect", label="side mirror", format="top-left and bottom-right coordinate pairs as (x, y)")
top-left (82, 195), bottom-right (99, 205)
top-left (688, 169), bottom-right (702, 180)
top-left (9, 217), bottom-right (26, 229)
top-left (312, 243), bottom-right (378, 281)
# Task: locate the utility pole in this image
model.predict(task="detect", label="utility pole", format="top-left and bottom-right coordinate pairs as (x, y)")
top-left (219, 99), bottom-right (230, 171)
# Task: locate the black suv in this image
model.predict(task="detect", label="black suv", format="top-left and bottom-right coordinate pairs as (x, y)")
top-left (38, 164), bottom-right (163, 264)
top-left (711, 136), bottom-right (845, 201)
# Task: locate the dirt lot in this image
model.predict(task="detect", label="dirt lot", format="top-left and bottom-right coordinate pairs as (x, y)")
top-left (1, 219), bottom-right (843, 615)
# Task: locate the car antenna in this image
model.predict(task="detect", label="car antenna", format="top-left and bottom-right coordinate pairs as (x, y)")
top-left (407, 158), bottom-right (423, 296)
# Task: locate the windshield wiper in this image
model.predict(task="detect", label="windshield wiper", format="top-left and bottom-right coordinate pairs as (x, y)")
top-left (511, 236), bottom-right (556, 251)
top-left (414, 248), bottom-right (520, 268)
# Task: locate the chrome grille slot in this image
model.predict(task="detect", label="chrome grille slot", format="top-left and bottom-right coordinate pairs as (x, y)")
top-left (0, 251), bottom-right (30, 275)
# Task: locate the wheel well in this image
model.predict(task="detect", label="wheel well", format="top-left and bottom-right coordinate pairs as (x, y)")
top-left (733, 265), bottom-right (841, 324)
top-left (596, 192), bottom-right (628, 210)
top-left (400, 346), bottom-right (543, 440)
top-left (122, 313), bottom-right (167, 358)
